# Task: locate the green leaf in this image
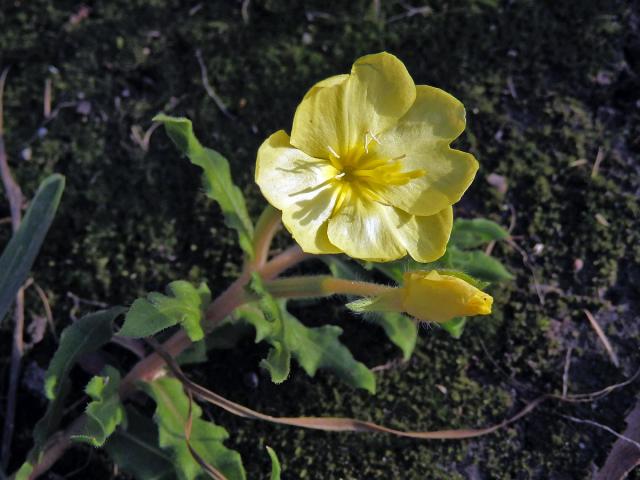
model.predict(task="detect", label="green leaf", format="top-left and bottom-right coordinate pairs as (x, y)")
top-left (154, 114), bottom-right (254, 257)
top-left (32, 307), bottom-right (124, 451)
top-left (248, 273), bottom-right (281, 323)
top-left (440, 317), bottom-right (467, 339)
top-left (450, 218), bottom-right (509, 249)
top-left (72, 366), bottom-right (126, 447)
top-left (105, 407), bottom-right (177, 480)
top-left (0, 174), bottom-right (65, 323)
top-left (119, 281), bottom-right (210, 341)
top-left (368, 313), bottom-right (417, 360)
top-left (446, 247), bottom-right (514, 282)
top-left (322, 256), bottom-right (367, 280)
top-left (13, 463), bottom-right (33, 480)
top-left (236, 303), bottom-right (376, 393)
top-left (266, 446), bottom-right (281, 480)
top-left (143, 377), bottom-right (246, 480)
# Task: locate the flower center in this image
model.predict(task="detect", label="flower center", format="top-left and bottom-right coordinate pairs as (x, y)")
top-left (327, 133), bottom-right (425, 215)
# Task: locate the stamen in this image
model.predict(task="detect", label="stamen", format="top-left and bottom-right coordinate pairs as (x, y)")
top-left (327, 145), bottom-right (340, 158)
top-left (363, 131), bottom-right (382, 154)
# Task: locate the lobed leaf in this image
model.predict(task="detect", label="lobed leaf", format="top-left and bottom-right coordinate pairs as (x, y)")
top-left (0, 174), bottom-right (65, 323)
top-left (235, 303), bottom-right (376, 393)
top-left (33, 307), bottom-right (125, 449)
top-left (154, 114), bottom-right (254, 257)
top-left (105, 407), bottom-right (177, 480)
top-left (143, 377), bottom-right (246, 480)
top-left (71, 366), bottom-right (126, 447)
top-left (450, 218), bottom-right (509, 249)
top-left (119, 281), bottom-right (211, 341)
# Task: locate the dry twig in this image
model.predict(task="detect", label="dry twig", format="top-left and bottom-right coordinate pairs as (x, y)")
top-left (584, 309), bottom-right (619, 367)
top-left (195, 49), bottom-right (234, 120)
top-left (562, 414), bottom-right (640, 451)
top-left (562, 345), bottom-right (573, 398)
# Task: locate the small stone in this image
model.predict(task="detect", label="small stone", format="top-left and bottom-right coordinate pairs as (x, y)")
top-left (76, 100), bottom-right (92, 115)
top-left (243, 372), bottom-right (259, 389)
top-left (20, 147), bottom-right (32, 161)
top-left (595, 213), bottom-right (610, 227)
top-left (486, 173), bottom-right (508, 194)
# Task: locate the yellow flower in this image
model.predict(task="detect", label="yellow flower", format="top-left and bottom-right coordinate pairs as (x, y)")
top-left (400, 270), bottom-right (493, 323)
top-left (352, 270), bottom-right (493, 323)
top-left (256, 52), bottom-right (478, 262)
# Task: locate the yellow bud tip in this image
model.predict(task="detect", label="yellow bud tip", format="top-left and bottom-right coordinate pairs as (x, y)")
top-left (466, 293), bottom-right (493, 316)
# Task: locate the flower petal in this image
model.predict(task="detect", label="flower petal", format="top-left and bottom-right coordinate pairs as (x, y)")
top-left (385, 206), bottom-right (453, 263)
top-left (281, 182), bottom-right (341, 254)
top-left (341, 52), bottom-right (416, 148)
top-left (255, 130), bottom-right (338, 211)
top-left (302, 74), bottom-right (349, 100)
top-left (291, 52), bottom-right (416, 159)
top-left (327, 196), bottom-right (406, 262)
top-left (377, 86), bottom-right (478, 216)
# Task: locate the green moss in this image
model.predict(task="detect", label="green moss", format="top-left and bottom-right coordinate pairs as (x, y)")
top-left (1, 0), bottom-right (639, 478)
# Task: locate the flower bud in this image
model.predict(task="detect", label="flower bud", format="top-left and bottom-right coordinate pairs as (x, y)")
top-left (347, 270), bottom-right (492, 323)
top-left (401, 270), bottom-right (492, 323)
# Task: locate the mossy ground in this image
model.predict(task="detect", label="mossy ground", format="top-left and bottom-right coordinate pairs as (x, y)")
top-left (1, 0), bottom-right (639, 478)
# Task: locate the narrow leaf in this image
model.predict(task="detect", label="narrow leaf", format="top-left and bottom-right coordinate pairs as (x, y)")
top-left (144, 377), bottom-right (246, 480)
top-left (119, 281), bottom-right (210, 341)
top-left (72, 366), bottom-right (126, 447)
top-left (154, 114), bottom-right (254, 257)
top-left (13, 463), bottom-right (33, 480)
top-left (33, 307), bottom-right (124, 450)
top-left (450, 218), bottom-right (509, 249)
top-left (105, 407), bottom-right (177, 480)
top-left (0, 174), bottom-right (65, 322)
top-left (266, 447), bottom-right (281, 480)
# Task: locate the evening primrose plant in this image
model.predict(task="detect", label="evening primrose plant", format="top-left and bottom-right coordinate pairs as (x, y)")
top-left (14, 52), bottom-right (512, 480)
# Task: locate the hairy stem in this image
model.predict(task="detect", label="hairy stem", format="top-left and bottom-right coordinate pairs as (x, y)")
top-left (265, 275), bottom-right (396, 299)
